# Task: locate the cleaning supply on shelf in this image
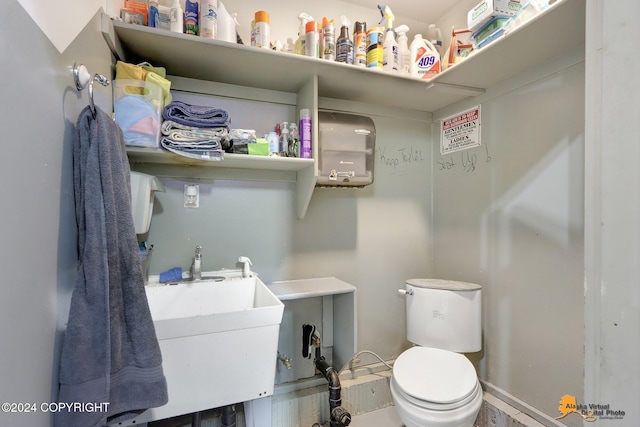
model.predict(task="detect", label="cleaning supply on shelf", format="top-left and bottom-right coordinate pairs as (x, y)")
top-left (170, 0), bottom-right (183, 33)
top-left (200, 0), bottom-right (218, 39)
top-left (305, 20), bottom-right (318, 57)
top-left (288, 122), bottom-right (299, 157)
top-left (472, 16), bottom-right (508, 48)
top-left (217, 0), bottom-right (236, 43)
top-left (366, 26), bottom-right (384, 70)
top-left (184, 0), bottom-right (199, 35)
top-left (280, 122), bottom-right (289, 153)
top-left (322, 17), bottom-right (336, 61)
top-left (379, 5), bottom-right (398, 73)
top-left (148, 0), bottom-right (159, 27)
top-left (336, 15), bottom-right (354, 64)
top-left (396, 25), bottom-right (410, 75)
top-left (155, 5), bottom-right (172, 30)
top-left (300, 109), bottom-right (312, 159)
top-left (426, 24), bottom-right (443, 57)
top-left (254, 10), bottom-right (270, 49)
top-left (296, 13), bottom-right (313, 55)
top-left (353, 21), bottom-right (367, 66)
top-left (267, 131), bottom-right (279, 155)
top-left (467, 0), bottom-right (521, 34)
top-left (410, 34), bottom-right (440, 79)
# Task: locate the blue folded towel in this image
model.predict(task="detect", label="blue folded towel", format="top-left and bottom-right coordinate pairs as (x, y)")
top-left (160, 267), bottom-right (183, 283)
top-left (162, 101), bottom-right (230, 129)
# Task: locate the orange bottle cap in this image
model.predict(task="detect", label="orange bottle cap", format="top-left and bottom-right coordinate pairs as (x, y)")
top-left (305, 20), bottom-right (316, 33)
top-left (255, 10), bottom-right (269, 23)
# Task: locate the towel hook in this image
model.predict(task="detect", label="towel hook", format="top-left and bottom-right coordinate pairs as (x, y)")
top-left (73, 63), bottom-right (110, 118)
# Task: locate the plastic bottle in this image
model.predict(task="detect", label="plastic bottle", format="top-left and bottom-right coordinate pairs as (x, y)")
top-left (353, 21), bottom-right (367, 66)
top-left (200, 1), bottom-right (218, 39)
top-left (322, 17), bottom-right (336, 61)
top-left (295, 13), bottom-right (313, 55)
top-left (335, 15), bottom-right (353, 64)
top-left (366, 27), bottom-right (384, 70)
top-left (299, 109), bottom-right (312, 159)
top-left (283, 37), bottom-right (295, 53)
top-left (280, 122), bottom-right (289, 153)
top-left (379, 5), bottom-right (398, 73)
top-left (267, 131), bottom-right (279, 155)
top-left (148, 1), bottom-right (159, 27)
top-left (410, 34), bottom-right (441, 80)
top-left (288, 122), bottom-right (299, 157)
top-left (305, 21), bottom-right (318, 58)
top-left (184, 0), bottom-right (199, 35)
top-left (170, 0), bottom-right (184, 33)
top-left (254, 10), bottom-right (270, 49)
top-left (426, 24), bottom-right (444, 57)
top-left (395, 25), bottom-right (410, 75)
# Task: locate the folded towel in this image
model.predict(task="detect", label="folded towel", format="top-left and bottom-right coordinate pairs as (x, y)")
top-left (55, 106), bottom-right (167, 427)
top-left (161, 120), bottom-right (228, 142)
top-left (162, 101), bottom-right (230, 129)
top-left (161, 136), bottom-right (225, 161)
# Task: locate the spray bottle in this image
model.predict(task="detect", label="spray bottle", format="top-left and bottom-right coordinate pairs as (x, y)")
top-left (353, 21), bottom-right (367, 66)
top-left (296, 13), bottom-right (313, 56)
top-left (305, 20), bottom-right (318, 58)
top-left (395, 25), bottom-right (410, 75)
top-left (336, 15), bottom-right (354, 64)
top-left (378, 5), bottom-right (398, 73)
top-left (426, 24), bottom-right (443, 57)
top-left (322, 17), bottom-right (336, 61)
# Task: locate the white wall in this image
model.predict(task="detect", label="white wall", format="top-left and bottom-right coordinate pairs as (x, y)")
top-left (432, 47), bottom-right (585, 424)
top-left (0, 2), bottom-right (113, 426)
top-left (584, 0), bottom-right (640, 423)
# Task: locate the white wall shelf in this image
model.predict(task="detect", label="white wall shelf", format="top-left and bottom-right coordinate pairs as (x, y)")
top-left (102, 0), bottom-right (583, 113)
top-left (102, 0), bottom-right (584, 219)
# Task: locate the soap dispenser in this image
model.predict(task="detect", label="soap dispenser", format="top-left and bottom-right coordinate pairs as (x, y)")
top-left (130, 171), bottom-right (165, 234)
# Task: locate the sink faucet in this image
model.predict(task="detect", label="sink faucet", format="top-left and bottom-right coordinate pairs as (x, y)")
top-left (191, 245), bottom-right (203, 280)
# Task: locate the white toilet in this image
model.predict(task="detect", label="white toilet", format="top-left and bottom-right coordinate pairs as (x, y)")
top-left (392, 278), bottom-right (483, 427)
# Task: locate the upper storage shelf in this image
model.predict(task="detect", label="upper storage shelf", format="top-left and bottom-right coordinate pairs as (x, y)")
top-left (103, 0), bottom-right (584, 113)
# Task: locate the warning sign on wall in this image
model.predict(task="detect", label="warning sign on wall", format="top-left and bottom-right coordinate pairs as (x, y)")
top-left (440, 106), bottom-right (481, 155)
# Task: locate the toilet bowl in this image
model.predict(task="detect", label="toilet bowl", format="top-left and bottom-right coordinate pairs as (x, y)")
top-left (390, 347), bottom-right (482, 427)
top-left (393, 279), bottom-right (483, 427)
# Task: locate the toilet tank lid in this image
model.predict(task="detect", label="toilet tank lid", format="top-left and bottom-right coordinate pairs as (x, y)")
top-left (406, 278), bottom-right (481, 291)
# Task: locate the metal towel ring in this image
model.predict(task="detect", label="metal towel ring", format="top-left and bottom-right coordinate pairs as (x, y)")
top-left (73, 63), bottom-right (110, 118)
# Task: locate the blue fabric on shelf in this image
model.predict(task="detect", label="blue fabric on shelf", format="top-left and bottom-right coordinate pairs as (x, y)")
top-left (162, 100), bottom-right (230, 129)
top-left (55, 106), bottom-right (167, 427)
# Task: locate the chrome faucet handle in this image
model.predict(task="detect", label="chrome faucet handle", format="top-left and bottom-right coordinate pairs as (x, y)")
top-left (195, 245), bottom-right (203, 259)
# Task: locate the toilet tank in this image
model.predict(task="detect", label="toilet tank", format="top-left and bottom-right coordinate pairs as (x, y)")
top-left (404, 279), bottom-right (482, 353)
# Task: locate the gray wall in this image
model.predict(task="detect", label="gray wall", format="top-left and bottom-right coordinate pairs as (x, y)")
top-left (145, 97), bottom-right (432, 360)
top-left (0, 2), bottom-right (112, 426)
top-left (432, 50), bottom-right (585, 425)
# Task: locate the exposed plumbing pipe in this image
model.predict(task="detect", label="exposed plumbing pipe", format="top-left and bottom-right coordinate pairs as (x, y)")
top-left (303, 324), bottom-right (352, 427)
top-left (191, 411), bottom-right (201, 427)
top-left (221, 404), bottom-right (236, 427)
top-left (315, 357), bottom-right (351, 427)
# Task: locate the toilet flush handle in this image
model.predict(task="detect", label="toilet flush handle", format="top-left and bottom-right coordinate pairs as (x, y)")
top-left (397, 288), bottom-right (414, 296)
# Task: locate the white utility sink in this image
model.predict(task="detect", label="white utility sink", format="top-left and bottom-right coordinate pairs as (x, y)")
top-left (120, 270), bottom-right (284, 425)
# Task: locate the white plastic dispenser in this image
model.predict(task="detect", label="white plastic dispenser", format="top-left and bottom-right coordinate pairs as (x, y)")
top-left (317, 111), bottom-right (376, 187)
top-left (130, 171), bottom-right (165, 234)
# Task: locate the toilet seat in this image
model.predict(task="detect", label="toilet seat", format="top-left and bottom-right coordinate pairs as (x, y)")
top-left (393, 346), bottom-right (478, 409)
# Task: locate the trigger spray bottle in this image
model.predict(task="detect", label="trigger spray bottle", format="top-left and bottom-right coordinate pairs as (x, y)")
top-left (336, 15), bottom-right (354, 64)
top-left (379, 5), bottom-right (398, 73)
top-left (396, 25), bottom-right (410, 75)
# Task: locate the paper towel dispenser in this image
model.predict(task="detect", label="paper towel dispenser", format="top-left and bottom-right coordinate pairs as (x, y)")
top-left (130, 171), bottom-right (165, 234)
top-left (317, 111), bottom-right (376, 187)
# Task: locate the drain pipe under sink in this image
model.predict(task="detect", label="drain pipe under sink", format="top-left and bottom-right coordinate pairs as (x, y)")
top-left (303, 324), bottom-right (351, 427)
